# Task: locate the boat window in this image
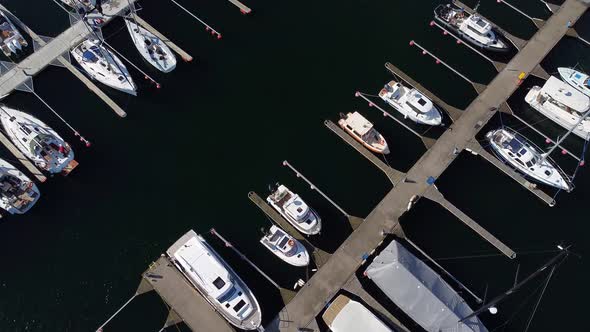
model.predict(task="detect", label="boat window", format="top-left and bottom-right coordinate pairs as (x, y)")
top-left (525, 161), bottom-right (533, 168)
top-left (519, 148), bottom-right (527, 155)
top-left (278, 237), bottom-right (289, 248)
top-left (417, 98), bottom-right (427, 106)
top-left (545, 170), bottom-right (552, 176)
top-left (213, 277), bottom-right (226, 290)
top-left (475, 19), bottom-right (487, 28)
top-left (233, 300), bottom-right (246, 313)
top-left (515, 159), bottom-right (525, 167)
top-left (118, 76), bottom-right (125, 81)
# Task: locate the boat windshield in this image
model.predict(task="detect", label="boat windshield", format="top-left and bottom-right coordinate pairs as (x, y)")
top-left (217, 285), bottom-right (236, 303)
top-left (82, 50), bottom-right (98, 63)
top-left (278, 237), bottom-right (289, 248)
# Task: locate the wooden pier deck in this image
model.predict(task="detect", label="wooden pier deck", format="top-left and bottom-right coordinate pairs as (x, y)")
top-left (0, 131), bottom-right (46, 182)
top-left (266, 1), bottom-right (587, 330)
top-left (142, 257), bottom-right (235, 332)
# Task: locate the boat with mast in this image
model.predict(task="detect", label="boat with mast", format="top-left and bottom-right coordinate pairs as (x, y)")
top-left (260, 225), bottom-right (310, 267)
top-left (434, 3), bottom-right (508, 52)
top-left (0, 158), bottom-right (40, 215)
top-left (0, 10), bottom-right (28, 56)
top-left (486, 127), bottom-right (571, 191)
top-left (124, 18), bottom-right (176, 73)
top-left (0, 106), bottom-right (76, 174)
top-left (71, 39), bottom-right (137, 96)
top-left (558, 67), bottom-right (590, 97)
top-left (338, 112), bottom-right (390, 154)
top-left (267, 184), bottom-right (322, 235)
top-left (167, 230), bottom-right (262, 330)
top-left (379, 80), bottom-right (443, 125)
top-left (525, 76), bottom-right (590, 141)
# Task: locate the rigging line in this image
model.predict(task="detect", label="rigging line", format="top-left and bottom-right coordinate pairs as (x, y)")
top-left (523, 263), bottom-right (558, 332)
top-left (489, 280), bottom-right (547, 332)
top-left (434, 249), bottom-right (561, 261)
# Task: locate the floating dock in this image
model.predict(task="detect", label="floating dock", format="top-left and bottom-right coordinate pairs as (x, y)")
top-left (266, 1), bottom-right (588, 330)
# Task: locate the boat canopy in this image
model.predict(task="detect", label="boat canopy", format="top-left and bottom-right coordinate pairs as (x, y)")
top-left (406, 90), bottom-right (435, 113)
top-left (466, 15), bottom-right (492, 34)
top-left (82, 50), bottom-right (98, 63)
top-left (323, 295), bottom-right (393, 332)
top-left (344, 112), bottom-right (373, 136)
top-left (364, 240), bottom-right (488, 332)
top-left (543, 76), bottom-right (590, 113)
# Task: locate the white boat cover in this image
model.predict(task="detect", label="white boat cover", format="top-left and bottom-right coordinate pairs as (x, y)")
top-left (364, 241), bottom-right (488, 332)
top-left (344, 112), bottom-right (374, 136)
top-left (543, 76), bottom-right (590, 113)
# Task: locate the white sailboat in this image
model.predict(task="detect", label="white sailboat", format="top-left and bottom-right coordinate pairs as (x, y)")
top-left (486, 127), bottom-right (571, 191)
top-left (558, 67), bottom-right (590, 97)
top-left (267, 184), bottom-right (322, 235)
top-left (71, 39), bottom-right (137, 96)
top-left (434, 3), bottom-right (508, 52)
top-left (167, 230), bottom-right (262, 330)
top-left (379, 80), bottom-right (443, 126)
top-left (0, 11), bottom-right (28, 57)
top-left (125, 18), bottom-right (176, 73)
top-left (338, 112), bottom-right (389, 154)
top-left (525, 76), bottom-right (590, 140)
top-left (260, 225), bottom-right (310, 267)
top-left (0, 106), bottom-right (76, 174)
top-left (0, 158), bottom-right (40, 214)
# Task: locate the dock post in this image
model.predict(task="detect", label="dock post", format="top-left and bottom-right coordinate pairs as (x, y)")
top-left (225, 0), bottom-right (252, 14)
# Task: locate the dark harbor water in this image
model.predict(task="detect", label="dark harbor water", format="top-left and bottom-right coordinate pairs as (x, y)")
top-left (0, 0), bottom-right (588, 331)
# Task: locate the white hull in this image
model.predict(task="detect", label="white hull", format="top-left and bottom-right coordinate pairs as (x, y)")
top-left (71, 39), bottom-right (137, 96)
top-left (267, 185), bottom-right (322, 235)
top-left (0, 11), bottom-right (28, 57)
top-left (271, 203), bottom-right (322, 235)
top-left (558, 67), bottom-right (590, 97)
top-left (379, 81), bottom-right (443, 126)
top-left (260, 226), bottom-right (310, 267)
top-left (0, 158), bottom-right (40, 214)
top-left (125, 18), bottom-right (176, 73)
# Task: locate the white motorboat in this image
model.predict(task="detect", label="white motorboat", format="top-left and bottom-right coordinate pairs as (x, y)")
top-left (525, 76), bottom-right (590, 140)
top-left (260, 225), bottom-right (310, 267)
top-left (486, 127), bottom-right (571, 191)
top-left (71, 39), bottom-right (137, 96)
top-left (558, 67), bottom-right (590, 97)
top-left (0, 158), bottom-right (40, 214)
top-left (267, 184), bottom-right (322, 235)
top-left (167, 230), bottom-right (262, 330)
top-left (434, 3), bottom-right (508, 52)
top-left (338, 112), bottom-right (390, 154)
top-left (0, 11), bottom-right (28, 57)
top-left (125, 18), bottom-right (176, 73)
top-left (379, 80), bottom-right (443, 126)
top-left (322, 294), bottom-right (393, 332)
top-left (0, 106), bottom-right (76, 174)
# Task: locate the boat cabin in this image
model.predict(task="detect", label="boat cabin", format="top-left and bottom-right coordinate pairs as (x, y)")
top-left (340, 112), bottom-right (376, 141)
top-left (265, 227), bottom-right (298, 257)
top-left (542, 76), bottom-right (590, 113)
top-left (406, 90), bottom-right (435, 114)
top-left (465, 15), bottom-right (493, 37)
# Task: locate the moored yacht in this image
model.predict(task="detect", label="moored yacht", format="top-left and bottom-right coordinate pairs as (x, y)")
top-left (379, 80), bottom-right (443, 126)
top-left (0, 158), bottom-right (40, 214)
top-left (338, 112), bottom-right (389, 154)
top-left (558, 67), bottom-right (590, 97)
top-left (167, 230), bottom-right (262, 330)
top-left (486, 127), bottom-right (571, 191)
top-left (0, 106), bottom-right (77, 174)
top-left (71, 39), bottom-right (137, 96)
top-left (434, 3), bottom-right (508, 52)
top-left (525, 76), bottom-right (590, 141)
top-left (260, 225), bottom-right (310, 267)
top-left (0, 11), bottom-right (28, 56)
top-left (267, 184), bottom-right (322, 235)
top-left (125, 18), bottom-right (176, 73)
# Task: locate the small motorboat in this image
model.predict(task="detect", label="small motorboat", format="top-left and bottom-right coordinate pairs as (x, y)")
top-left (434, 3), bottom-right (508, 52)
top-left (267, 184), bottom-right (322, 235)
top-left (260, 225), bottom-right (310, 267)
top-left (125, 18), bottom-right (176, 73)
top-left (338, 111), bottom-right (389, 154)
top-left (0, 11), bottom-right (28, 57)
top-left (0, 106), bottom-right (76, 174)
top-left (486, 127), bottom-right (572, 191)
top-left (558, 67), bottom-right (590, 97)
top-left (0, 158), bottom-right (40, 214)
top-left (71, 39), bottom-right (137, 96)
top-left (379, 80), bottom-right (443, 126)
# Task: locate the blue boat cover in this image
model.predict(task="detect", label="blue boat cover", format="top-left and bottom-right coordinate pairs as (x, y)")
top-left (82, 50), bottom-right (98, 62)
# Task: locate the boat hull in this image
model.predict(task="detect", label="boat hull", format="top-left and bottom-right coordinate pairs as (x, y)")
top-left (0, 158), bottom-right (40, 214)
top-left (338, 119), bottom-right (390, 154)
top-left (125, 19), bottom-right (177, 73)
top-left (558, 67), bottom-right (590, 98)
top-left (260, 236), bottom-right (310, 267)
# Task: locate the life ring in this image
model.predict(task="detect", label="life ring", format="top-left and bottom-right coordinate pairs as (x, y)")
top-left (287, 239), bottom-right (295, 247)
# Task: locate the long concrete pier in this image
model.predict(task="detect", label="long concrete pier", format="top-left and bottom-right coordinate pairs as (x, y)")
top-left (266, 1), bottom-right (588, 330)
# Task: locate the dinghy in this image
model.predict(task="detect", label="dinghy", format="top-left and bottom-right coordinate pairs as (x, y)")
top-left (558, 67), bottom-right (590, 97)
top-left (125, 18), bottom-right (176, 73)
top-left (0, 158), bottom-right (40, 214)
top-left (267, 184), bottom-right (322, 235)
top-left (260, 225), bottom-right (310, 266)
top-left (379, 80), bottom-right (443, 126)
top-left (71, 39), bottom-right (137, 96)
top-left (0, 11), bottom-right (28, 57)
top-left (0, 106), bottom-right (76, 174)
top-left (338, 112), bottom-right (390, 154)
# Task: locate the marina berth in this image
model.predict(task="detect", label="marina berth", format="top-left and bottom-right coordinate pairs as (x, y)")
top-left (434, 3), bottom-right (508, 52)
top-left (338, 112), bottom-right (390, 154)
top-left (525, 76), bottom-right (590, 141)
top-left (322, 294), bottom-right (393, 332)
top-left (166, 230), bottom-right (262, 330)
top-left (0, 158), bottom-right (39, 214)
top-left (486, 127), bottom-right (571, 191)
top-left (260, 225), bottom-right (310, 267)
top-left (378, 80), bottom-right (443, 126)
top-left (0, 106), bottom-right (76, 174)
top-left (558, 67), bottom-right (590, 97)
top-left (266, 184), bottom-right (322, 235)
top-left (71, 39), bottom-right (137, 96)
top-left (0, 11), bottom-right (28, 56)
top-left (125, 18), bottom-right (176, 73)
